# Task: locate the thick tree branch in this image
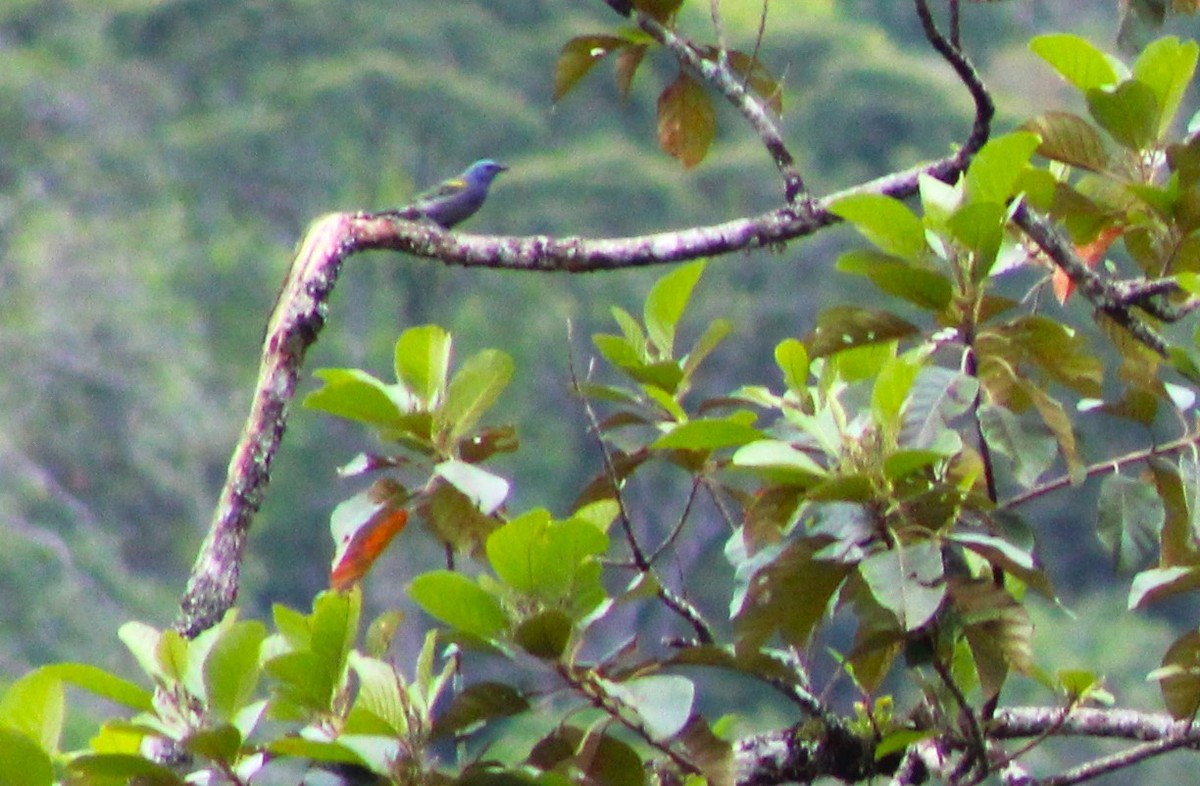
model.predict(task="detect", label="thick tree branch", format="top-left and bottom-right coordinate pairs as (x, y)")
top-left (174, 214), bottom-right (351, 636)
top-left (992, 706), bottom-right (1198, 741)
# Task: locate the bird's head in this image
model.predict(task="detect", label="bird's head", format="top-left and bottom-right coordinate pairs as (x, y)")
top-left (463, 159), bottom-right (509, 187)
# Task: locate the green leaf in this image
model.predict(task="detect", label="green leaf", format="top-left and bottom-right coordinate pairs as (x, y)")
top-left (965, 132), bottom-right (1042, 204)
top-left (594, 333), bottom-right (642, 370)
top-left (182, 724), bottom-right (242, 762)
top-left (424, 482), bottom-right (504, 555)
top-left (948, 532), bottom-right (1055, 598)
top-left (978, 404), bottom-right (1057, 488)
top-left (394, 325), bottom-right (452, 406)
top-left (871, 355), bottom-right (920, 437)
top-left (651, 417), bottom-right (763, 451)
top-left (264, 651), bottom-right (333, 717)
top-left (0, 671), bottom-right (63, 754)
top-left (633, 0), bottom-right (683, 22)
top-left (304, 369), bottom-right (407, 426)
top-left (439, 349), bottom-right (514, 444)
top-left (952, 579), bottom-right (1033, 698)
top-left (486, 510), bottom-right (608, 612)
top-left (410, 571), bottom-right (509, 640)
top-left (998, 316), bottom-right (1103, 395)
top-left (66, 754), bottom-right (185, 784)
top-left (156, 629), bottom-right (189, 684)
top-left (1029, 34), bottom-right (1120, 93)
top-left (836, 250), bottom-right (953, 312)
top-left (430, 681), bottom-right (529, 739)
top-left (611, 306), bottom-right (648, 356)
top-left (593, 336), bottom-right (685, 392)
top-left (1087, 80), bottom-right (1159, 151)
top-left (882, 449), bottom-right (946, 479)
top-left (1097, 473), bottom-right (1164, 572)
top-left (203, 620), bottom-right (266, 722)
top-left (858, 541), bottom-right (946, 632)
top-left (347, 652), bottom-right (407, 736)
top-left (807, 307), bottom-right (918, 358)
top-left (658, 72), bottom-right (715, 168)
top-left (1132, 36), bottom-right (1199, 136)
top-left (1025, 382), bottom-right (1085, 482)
top-left (830, 194), bottom-right (927, 261)
top-left (38, 663), bottom-right (151, 712)
top-left (947, 201), bottom-right (1005, 281)
top-left (1154, 629), bottom-right (1200, 719)
top-left (682, 317), bottom-right (732, 379)
top-left (118, 622), bottom-right (165, 683)
top-left (774, 338), bottom-right (810, 393)
top-left (733, 540), bottom-right (850, 650)
top-left (899, 368), bottom-right (978, 451)
top-left (1057, 669), bottom-right (1112, 704)
top-left (918, 172), bottom-right (963, 227)
top-left (0, 729), bottom-right (53, 786)
top-left (529, 727), bottom-right (646, 786)
top-left (267, 737), bottom-right (369, 767)
top-left (1150, 457), bottom-right (1198, 567)
top-left (514, 609), bottom-right (574, 660)
top-left (604, 675), bottom-right (694, 739)
top-left (272, 604), bottom-right (311, 650)
top-left (554, 36), bottom-right (628, 102)
top-left (875, 728), bottom-right (937, 760)
top-left (1023, 112), bottom-right (1110, 171)
top-left (1129, 566), bottom-right (1200, 609)
top-left (645, 260), bottom-right (705, 356)
top-left (311, 589), bottom-right (360, 684)
top-left (677, 717), bottom-right (735, 786)
top-left (731, 440), bottom-right (828, 486)
top-left (435, 459), bottom-right (510, 516)
top-left (263, 595), bottom-right (356, 717)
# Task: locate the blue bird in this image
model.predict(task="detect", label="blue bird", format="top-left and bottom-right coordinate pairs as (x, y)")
top-left (392, 159), bottom-right (509, 229)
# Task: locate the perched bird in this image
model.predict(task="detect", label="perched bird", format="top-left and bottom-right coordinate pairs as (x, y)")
top-left (391, 159), bottom-right (508, 229)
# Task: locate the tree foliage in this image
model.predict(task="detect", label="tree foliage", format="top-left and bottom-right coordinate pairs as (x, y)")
top-left (10, 1), bottom-right (1200, 785)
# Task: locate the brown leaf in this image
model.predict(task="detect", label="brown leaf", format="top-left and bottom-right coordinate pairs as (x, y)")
top-left (657, 72), bottom-right (716, 168)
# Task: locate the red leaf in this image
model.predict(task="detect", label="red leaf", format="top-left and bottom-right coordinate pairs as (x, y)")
top-left (330, 498), bottom-right (409, 591)
top-left (1054, 224), bottom-right (1123, 304)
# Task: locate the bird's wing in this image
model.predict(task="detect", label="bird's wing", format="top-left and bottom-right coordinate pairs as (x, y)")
top-left (417, 177), bottom-right (469, 202)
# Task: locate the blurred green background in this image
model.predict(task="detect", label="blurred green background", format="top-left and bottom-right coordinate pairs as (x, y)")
top-left (1, 4), bottom-right (1196, 760)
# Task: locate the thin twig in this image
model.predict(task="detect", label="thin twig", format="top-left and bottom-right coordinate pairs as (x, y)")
top-left (932, 657), bottom-right (989, 783)
top-left (1013, 204), bottom-right (1170, 356)
top-left (567, 330), bottom-right (716, 644)
top-left (556, 662), bottom-right (703, 777)
top-left (1002, 423), bottom-right (1200, 511)
top-left (645, 474), bottom-right (703, 565)
top-left (1037, 732), bottom-right (1200, 786)
top-left (914, 0), bottom-right (993, 165)
top-left (747, 0), bottom-right (770, 97)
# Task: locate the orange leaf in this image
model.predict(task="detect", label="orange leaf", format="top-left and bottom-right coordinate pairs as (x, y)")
top-left (1054, 225), bottom-right (1123, 304)
top-left (330, 498), bottom-right (409, 591)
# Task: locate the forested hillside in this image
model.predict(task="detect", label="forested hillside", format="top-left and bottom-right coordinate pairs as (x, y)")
top-left (0, 0), bottom-right (1057, 666)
